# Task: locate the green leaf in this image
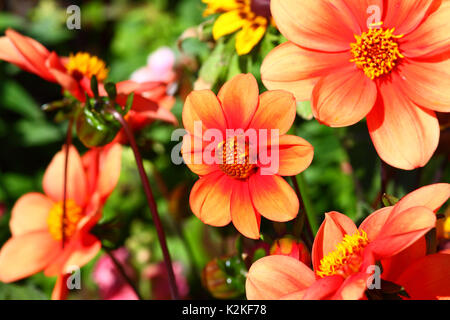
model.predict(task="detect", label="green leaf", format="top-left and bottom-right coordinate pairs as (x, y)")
top-left (296, 101), bottom-right (313, 120)
top-left (0, 81), bottom-right (42, 120)
top-left (14, 119), bottom-right (63, 147)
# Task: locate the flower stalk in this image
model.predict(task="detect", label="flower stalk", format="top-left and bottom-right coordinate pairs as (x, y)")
top-left (108, 108), bottom-right (180, 300)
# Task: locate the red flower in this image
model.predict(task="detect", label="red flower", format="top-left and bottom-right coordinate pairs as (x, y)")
top-left (261, 0), bottom-right (450, 170)
top-left (182, 74), bottom-right (314, 239)
top-left (246, 183), bottom-right (450, 299)
top-left (0, 143), bottom-right (122, 299)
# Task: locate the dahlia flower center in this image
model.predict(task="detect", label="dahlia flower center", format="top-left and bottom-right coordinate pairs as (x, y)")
top-left (218, 136), bottom-right (256, 179)
top-left (250, 0), bottom-right (271, 18)
top-left (66, 52), bottom-right (109, 81)
top-left (350, 24), bottom-right (404, 80)
top-left (47, 200), bottom-right (83, 241)
top-left (316, 230), bottom-right (369, 278)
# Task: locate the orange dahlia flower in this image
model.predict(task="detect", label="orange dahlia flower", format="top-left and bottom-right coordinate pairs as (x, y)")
top-left (261, 0), bottom-right (450, 170)
top-left (181, 74), bottom-right (314, 239)
top-left (246, 183), bottom-right (450, 299)
top-left (0, 29), bottom-right (176, 126)
top-left (0, 143), bottom-right (122, 299)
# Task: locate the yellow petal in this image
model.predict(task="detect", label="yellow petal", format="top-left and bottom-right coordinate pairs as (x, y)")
top-left (212, 10), bottom-right (246, 40)
top-left (203, 0), bottom-right (243, 16)
top-left (235, 18), bottom-right (267, 55)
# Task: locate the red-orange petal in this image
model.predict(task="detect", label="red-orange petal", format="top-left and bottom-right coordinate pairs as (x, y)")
top-left (369, 206), bottom-right (436, 258)
top-left (393, 183), bottom-right (450, 216)
top-left (51, 275), bottom-right (69, 300)
top-left (399, 0), bottom-right (450, 58)
top-left (384, 0), bottom-right (435, 36)
top-left (395, 252), bottom-right (450, 300)
top-left (182, 90), bottom-right (227, 135)
top-left (0, 231), bottom-right (60, 282)
top-left (248, 90), bottom-right (296, 135)
top-left (5, 29), bottom-right (54, 81)
top-left (332, 272), bottom-right (370, 300)
top-left (270, 0), bottom-right (358, 52)
top-left (261, 41), bottom-right (350, 101)
top-left (246, 255), bottom-right (315, 300)
top-left (312, 211), bottom-right (358, 272)
top-left (189, 171), bottom-right (232, 227)
top-left (302, 275), bottom-right (343, 300)
top-left (248, 174), bottom-right (299, 222)
top-left (395, 59), bottom-right (450, 112)
top-left (312, 67), bottom-right (377, 127)
top-left (96, 143), bottom-right (122, 201)
top-left (230, 179), bottom-right (260, 239)
top-left (42, 145), bottom-right (88, 207)
top-left (367, 78), bottom-right (439, 170)
top-left (181, 134), bottom-right (220, 176)
top-left (217, 74), bottom-right (259, 130)
top-left (358, 206), bottom-right (394, 242)
top-left (10, 192), bottom-right (53, 236)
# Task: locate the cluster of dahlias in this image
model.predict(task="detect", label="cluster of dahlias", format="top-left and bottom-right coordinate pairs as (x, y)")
top-left (0, 0), bottom-right (449, 300)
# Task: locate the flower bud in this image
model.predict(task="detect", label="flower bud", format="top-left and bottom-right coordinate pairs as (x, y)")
top-left (270, 237), bottom-right (311, 266)
top-left (201, 256), bottom-right (246, 299)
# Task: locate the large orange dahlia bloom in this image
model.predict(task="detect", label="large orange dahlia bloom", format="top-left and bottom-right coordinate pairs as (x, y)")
top-left (261, 0), bottom-right (450, 170)
top-left (181, 74), bottom-right (314, 239)
top-left (246, 183), bottom-right (450, 299)
top-left (0, 143), bottom-right (121, 299)
top-left (0, 29), bottom-right (176, 126)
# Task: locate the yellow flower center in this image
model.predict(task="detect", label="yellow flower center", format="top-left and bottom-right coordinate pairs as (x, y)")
top-left (218, 136), bottom-right (256, 179)
top-left (66, 52), bottom-right (109, 81)
top-left (350, 23), bottom-right (404, 80)
top-left (316, 230), bottom-right (369, 278)
top-left (47, 200), bottom-right (83, 241)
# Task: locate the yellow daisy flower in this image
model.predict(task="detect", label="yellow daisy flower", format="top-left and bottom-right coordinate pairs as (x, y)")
top-left (203, 0), bottom-right (271, 56)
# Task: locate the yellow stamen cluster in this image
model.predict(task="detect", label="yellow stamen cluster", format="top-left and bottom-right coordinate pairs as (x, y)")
top-left (47, 200), bottom-right (83, 241)
top-left (350, 23), bottom-right (404, 80)
top-left (66, 52), bottom-right (108, 81)
top-left (317, 230), bottom-right (369, 278)
top-left (218, 136), bottom-right (256, 179)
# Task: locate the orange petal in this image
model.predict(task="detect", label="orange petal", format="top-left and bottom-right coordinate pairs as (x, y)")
top-left (5, 29), bottom-right (54, 81)
top-left (10, 193), bottom-right (53, 236)
top-left (189, 171), bottom-right (232, 227)
top-left (43, 145), bottom-right (88, 206)
top-left (182, 89), bottom-right (227, 135)
top-left (181, 134), bottom-right (220, 176)
top-left (44, 232), bottom-right (101, 276)
top-left (393, 183), bottom-right (450, 216)
top-left (395, 59), bottom-right (450, 112)
top-left (381, 237), bottom-right (427, 283)
top-left (369, 206), bottom-right (436, 258)
top-left (270, 0), bottom-right (358, 52)
top-left (0, 231), bottom-right (60, 282)
top-left (230, 179), bottom-right (260, 239)
top-left (217, 74), bottom-right (259, 130)
top-left (312, 67), bottom-right (377, 127)
top-left (0, 37), bottom-right (41, 75)
top-left (395, 252), bottom-right (450, 300)
top-left (367, 77), bottom-right (439, 170)
top-left (97, 143), bottom-right (122, 201)
top-left (268, 135), bottom-right (314, 176)
top-left (248, 90), bottom-right (296, 135)
top-left (246, 255), bottom-right (315, 300)
top-left (248, 174), bottom-right (299, 222)
top-left (312, 211), bottom-right (358, 272)
top-left (332, 272), bottom-right (369, 300)
top-left (384, 0), bottom-right (435, 36)
top-left (261, 42), bottom-right (350, 101)
top-left (340, 0), bottom-right (384, 32)
top-left (399, 0), bottom-right (450, 58)
top-left (303, 275), bottom-right (343, 300)
top-left (358, 206), bottom-right (394, 242)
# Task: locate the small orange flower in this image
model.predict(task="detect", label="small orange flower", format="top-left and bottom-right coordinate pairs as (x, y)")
top-left (270, 237), bottom-right (311, 266)
top-left (261, 0), bottom-right (450, 170)
top-left (182, 73), bottom-right (314, 239)
top-left (0, 29), bottom-right (176, 128)
top-left (246, 183), bottom-right (450, 299)
top-left (0, 143), bottom-right (122, 299)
